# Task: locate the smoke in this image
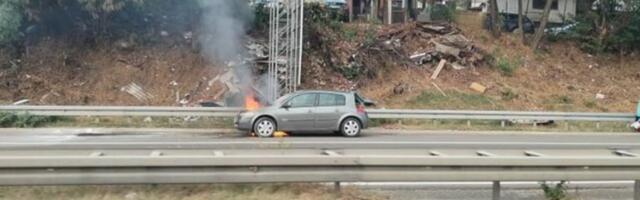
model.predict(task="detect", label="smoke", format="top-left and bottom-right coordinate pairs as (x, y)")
top-left (197, 0), bottom-right (253, 86)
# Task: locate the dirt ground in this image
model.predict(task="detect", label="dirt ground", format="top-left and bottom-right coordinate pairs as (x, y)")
top-left (0, 184), bottom-right (384, 200)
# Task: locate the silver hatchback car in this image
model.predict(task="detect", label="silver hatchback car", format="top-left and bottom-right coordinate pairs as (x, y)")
top-left (234, 90), bottom-right (369, 137)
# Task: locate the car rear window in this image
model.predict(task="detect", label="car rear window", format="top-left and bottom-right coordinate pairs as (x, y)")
top-left (318, 94), bottom-right (346, 106)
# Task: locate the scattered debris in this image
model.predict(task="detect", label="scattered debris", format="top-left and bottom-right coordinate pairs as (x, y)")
top-left (470, 82), bottom-right (487, 93)
top-left (450, 62), bottom-right (466, 70)
top-left (596, 93), bottom-right (606, 100)
top-left (509, 119), bottom-right (555, 126)
top-left (431, 59), bottom-right (447, 79)
top-left (199, 101), bottom-right (222, 107)
top-left (121, 83), bottom-right (154, 102)
top-left (39, 91), bottom-right (61, 104)
top-left (143, 117), bottom-right (153, 123)
top-left (12, 99), bottom-right (29, 105)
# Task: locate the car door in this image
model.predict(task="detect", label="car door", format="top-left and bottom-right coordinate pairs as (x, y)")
top-left (277, 93), bottom-right (318, 131)
top-left (315, 93), bottom-right (347, 130)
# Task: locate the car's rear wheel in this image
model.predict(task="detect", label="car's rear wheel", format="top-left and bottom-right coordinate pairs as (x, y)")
top-left (254, 117), bottom-right (276, 138)
top-left (340, 118), bottom-right (361, 137)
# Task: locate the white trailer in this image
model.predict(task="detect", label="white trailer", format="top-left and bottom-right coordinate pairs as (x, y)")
top-left (496, 0), bottom-right (576, 23)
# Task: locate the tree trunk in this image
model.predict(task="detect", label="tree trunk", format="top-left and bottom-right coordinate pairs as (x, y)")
top-left (530, 0), bottom-right (553, 49)
top-left (489, 0), bottom-right (500, 37)
top-left (518, 0), bottom-right (525, 44)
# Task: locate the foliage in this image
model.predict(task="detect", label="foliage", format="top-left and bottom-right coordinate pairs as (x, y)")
top-left (78, 0), bottom-right (144, 13)
top-left (0, 1), bottom-right (23, 45)
top-left (541, 181), bottom-right (569, 200)
top-left (252, 3), bottom-right (269, 31)
top-left (430, 3), bottom-right (457, 22)
top-left (552, 0), bottom-right (640, 53)
top-left (0, 112), bottom-right (65, 128)
top-left (492, 55), bottom-right (521, 76)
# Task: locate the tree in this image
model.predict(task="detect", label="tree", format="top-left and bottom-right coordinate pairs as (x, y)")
top-left (489, 0), bottom-right (500, 37)
top-left (530, 0), bottom-right (554, 49)
top-left (518, 0), bottom-right (525, 44)
top-left (592, 0), bottom-right (640, 50)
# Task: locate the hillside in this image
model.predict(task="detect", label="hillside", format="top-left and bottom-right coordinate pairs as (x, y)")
top-left (0, 9), bottom-right (637, 112)
top-left (301, 11), bottom-right (639, 113)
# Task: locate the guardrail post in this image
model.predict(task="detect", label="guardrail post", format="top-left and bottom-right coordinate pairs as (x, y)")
top-left (334, 181), bottom-right (341, 193)
top-left (635, 180), bottom-right (640, 200)
top-left (500, 120), bottom-right (506, 128)
top-left (492, 181), bottom-right (501, 200)
top-left (596, 122), bottom-right (601, 130)
top-left (467, 120), bottom-right (471, 127)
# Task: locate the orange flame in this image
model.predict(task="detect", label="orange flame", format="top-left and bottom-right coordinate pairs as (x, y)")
top-left (245, 93), bottom-right (260, 111)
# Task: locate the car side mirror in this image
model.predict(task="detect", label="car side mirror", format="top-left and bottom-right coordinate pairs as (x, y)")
top-left (281, 103), bottom-right (292, 109)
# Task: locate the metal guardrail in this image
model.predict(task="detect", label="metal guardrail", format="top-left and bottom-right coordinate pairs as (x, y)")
top-left (1, 148), bottom-right (640, 185)
top-left (0, 105), bottom-right (635, 122)
top-left (367, 109), bottom-right (635, 122)
top-left (0, 106), bottom-right (242, 117)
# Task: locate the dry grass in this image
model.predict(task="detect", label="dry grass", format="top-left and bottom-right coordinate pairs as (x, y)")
top-left (0, 40), bottom-right (222, 106)
top-left (0, 184), bottom-right (384, 200)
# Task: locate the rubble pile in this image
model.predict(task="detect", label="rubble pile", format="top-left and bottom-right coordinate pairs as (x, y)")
top-left (333, 22), bottom-right (488, 82)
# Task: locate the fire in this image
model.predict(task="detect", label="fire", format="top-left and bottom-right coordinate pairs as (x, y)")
top-left (244, 93), bottom-right (260, 111)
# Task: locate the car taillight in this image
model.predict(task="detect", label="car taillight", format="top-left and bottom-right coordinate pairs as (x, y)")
top-left (357, 104), bottom-right (365, 113)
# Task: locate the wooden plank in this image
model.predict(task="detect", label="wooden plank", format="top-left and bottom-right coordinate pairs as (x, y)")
top-left (431, 59), bottom-right (447, 80)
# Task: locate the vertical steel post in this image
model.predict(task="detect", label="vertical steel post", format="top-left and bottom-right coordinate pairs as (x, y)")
top-left (334, 181), bottom-right (341, 192)
top-left (492, 181), bottom-right (501, 200)
top-left (634, 180), bottom-right (640, 200)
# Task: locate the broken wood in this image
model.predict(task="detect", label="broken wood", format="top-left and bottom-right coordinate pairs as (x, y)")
top-left (433, 42), bottom-right (461, 59)
top-left (213, 86), bottom-right (228, 100)
top-left (431, 82), bottom-right (447, 97)
top-left (431, 59), bottom-right (447, 80)
top-left (470, 82), bottom-right (487, 93)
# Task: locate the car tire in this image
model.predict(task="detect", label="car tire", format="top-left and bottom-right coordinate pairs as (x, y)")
top-left (253, 117), bottom-right (276, 138)
top-left (340, 118), bottom-right (361, 137)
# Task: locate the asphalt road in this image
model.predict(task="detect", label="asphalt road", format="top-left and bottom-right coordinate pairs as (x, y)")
top-left (0, 128), bottom-right (638, 150)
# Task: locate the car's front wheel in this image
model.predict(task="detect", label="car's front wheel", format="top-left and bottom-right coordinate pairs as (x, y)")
top-left (340, 118), bottom-right (361, 137)
top-left (254, 117), bottom-right (276, 138)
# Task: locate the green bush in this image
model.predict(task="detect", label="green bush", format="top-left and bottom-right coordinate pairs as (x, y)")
top-left (541, 181), bottom-right (569, 200)
top-left (430, 3), bottom-right (457, 22)
top-left (492, 56), bottom-right (521, 76)
top-left (0, 112), bottom-right (66, 128)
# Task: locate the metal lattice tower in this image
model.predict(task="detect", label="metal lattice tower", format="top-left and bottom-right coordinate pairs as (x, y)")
top-left (267, 0), bottom-right (304, 102)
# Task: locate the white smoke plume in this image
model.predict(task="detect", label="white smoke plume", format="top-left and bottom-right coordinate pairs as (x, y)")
top-left (197, 0), bottom-right (255, 105)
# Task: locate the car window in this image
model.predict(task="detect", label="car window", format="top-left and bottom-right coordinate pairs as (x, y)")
top-left (318, 94), bottom-right (346, 107)
top-left (286, 94), bottom-right (317, 108)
